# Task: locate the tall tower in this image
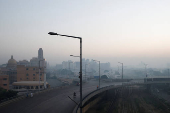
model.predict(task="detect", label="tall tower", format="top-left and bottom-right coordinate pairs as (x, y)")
top-left (38, 48), bottom-right (44, 67)
top-left (38, 48), bottom-right (43, 60)
top-left (38, 48), bottom-right (47, 89)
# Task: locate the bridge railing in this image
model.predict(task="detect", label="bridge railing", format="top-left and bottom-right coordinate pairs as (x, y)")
top-left (73, 84), bottom-right (121, 113)
top-left (73, 80), bottom-right (170, 113)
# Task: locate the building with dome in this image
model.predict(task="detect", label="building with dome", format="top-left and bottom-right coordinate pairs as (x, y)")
top-left (6, 55), bottom-right (17, 85)
top-left (0, 48), bottom-right (47, 90)
top-left (0, 55), bottom-right (17, 89)
top-left (7, 55), bottom-right (17, 69)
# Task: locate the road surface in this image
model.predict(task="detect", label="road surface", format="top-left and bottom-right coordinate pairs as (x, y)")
top-left (0, 80), bottom-right (118, 113)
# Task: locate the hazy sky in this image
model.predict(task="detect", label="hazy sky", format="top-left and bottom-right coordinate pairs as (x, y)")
top-left (1, 0), bottom-right (170, 68)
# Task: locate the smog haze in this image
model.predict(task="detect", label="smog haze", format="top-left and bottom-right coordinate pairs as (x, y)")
top-left (1, 0), bottom-right (170, 68)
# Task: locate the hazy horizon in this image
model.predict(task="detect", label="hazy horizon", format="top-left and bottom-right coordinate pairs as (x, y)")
top-left (1, 0), bottom-right (170, 68)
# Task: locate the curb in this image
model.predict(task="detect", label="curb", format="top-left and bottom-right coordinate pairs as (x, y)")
top-left (0, 85), bottom-right (71, 108)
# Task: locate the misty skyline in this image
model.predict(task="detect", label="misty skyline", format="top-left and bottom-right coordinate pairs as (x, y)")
top-left (1, 0), bottom-right (170, 68)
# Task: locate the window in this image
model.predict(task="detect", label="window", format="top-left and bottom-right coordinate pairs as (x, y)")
top-left (33, 77), bottom-right (35, 79)
top-left (27, 78), bottom-right (29, 79)
top-left (26, 68), bottom-right (29, 70)
top-left (3, 84), bottom-right (7, 86)
top-left (20, 78), bottom-right (22, 80)
top-left (3, 78), bottom-right (7, 80)
top-left (26, 74), bottom-right (29, 76)
top-left (40, 78), bottom-right (41, 79)
top-left (33, 74), bottom-right (35, 76)
top-left (33, 68), bottom-right (35, 70)
top-left (40, 74), bottom-right (42, 76)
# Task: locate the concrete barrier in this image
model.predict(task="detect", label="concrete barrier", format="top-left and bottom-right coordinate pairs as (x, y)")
top-left (73, 85), bottom-right (121, 113)
top-left (73, 82), bottom-right (147, 113)
top-left (82, 97), bottom-right (102, 113)
top-left (0, 95), bottom-right (26, 108)
top-left (0, 84), bottom-right (72, 108)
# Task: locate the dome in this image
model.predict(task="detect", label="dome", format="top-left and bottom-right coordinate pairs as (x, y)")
top-left (7, 55), bottom-right (17, 68)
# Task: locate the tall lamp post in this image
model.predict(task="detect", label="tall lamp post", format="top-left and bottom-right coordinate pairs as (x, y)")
top-left (144, 63), bottom-right (148, 82)
top-left (117, 65), bottom-right (119, 73)
top-left (70, 55), bottom-right (80, 57)
top-left (118, 62), bottom-right (123, 81)
top-left (69, 62), bottom-right (73, 70)
top-left (39, 59), bottom-right (45, 91)
top-left (85, 63), bottom-right (90, 81)
top-left (93, 60), bottom-right (100, 88)
top-left (48, 32), bottom-right (83, 113)
top-left (70, 55), bottom-right (80, 77)
top-left (67, 61), bottom-right (73, 77)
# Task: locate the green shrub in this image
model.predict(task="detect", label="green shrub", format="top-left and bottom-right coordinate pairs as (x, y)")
top-left (0, 87), bottom-right (18, 101)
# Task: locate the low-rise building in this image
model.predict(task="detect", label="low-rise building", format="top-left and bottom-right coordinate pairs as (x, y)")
top-left (0, 75), bottom-right (9, 90)
top-left (12, 81), bottom-right (49, 90)
top-left (17, 65), bottom-right (44, 82)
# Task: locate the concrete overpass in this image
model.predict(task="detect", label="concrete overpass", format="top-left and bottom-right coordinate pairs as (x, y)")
top-left (73, 77), bottom-right (170, 113)
top-left (1, 77), bottom-right (169, 113)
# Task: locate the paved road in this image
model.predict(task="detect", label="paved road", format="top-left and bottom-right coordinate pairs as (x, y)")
top-left (0, 80), bottom-right (117, 113)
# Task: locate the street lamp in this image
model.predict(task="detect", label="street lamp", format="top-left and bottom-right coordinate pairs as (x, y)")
top-left (68, 61), bottom-right (73, 71)
top-left (93, 60), bottom-right (100, 88)
top-left (70, 54), bottom-right (80, 75)
top-left (48, 32), bottom-right (83, 113)
top-left (85, 63), bottom-right (90, 81)
top-left (117, 65), bottom-right (119, 73)
top-left (70, 55), bottom-right (80, 57)
top-left (39, 59), bottom-right (45, 91)
top-left (118, 62), bottom-right (123, 81)
top-left (67, 61), bottom-right (73, 77)
top-left (144, 63), bottom-right (148, 82)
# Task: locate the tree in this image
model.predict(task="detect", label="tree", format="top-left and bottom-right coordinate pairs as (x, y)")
top-left (0, 87), bottom-right (18, 101)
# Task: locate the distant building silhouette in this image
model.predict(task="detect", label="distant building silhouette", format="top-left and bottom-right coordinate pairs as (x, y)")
top-left (38, 48), bottom-right (43, 60)
top-left (18, 60), bottom-right (30, 66)
top-left (30, 57), bottom-right (39, 67)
